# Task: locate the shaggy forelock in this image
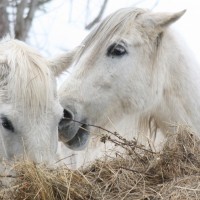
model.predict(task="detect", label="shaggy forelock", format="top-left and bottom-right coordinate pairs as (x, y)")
top-left (0, 37), bottom-right (54, 118)
top-left (76, 7), bottom-right (147, 61)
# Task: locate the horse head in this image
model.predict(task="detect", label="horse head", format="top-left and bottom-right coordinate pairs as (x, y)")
top-left (0, 37), bottom-right (76, 163)
top-left (58, 8), bottom-right (186, 151)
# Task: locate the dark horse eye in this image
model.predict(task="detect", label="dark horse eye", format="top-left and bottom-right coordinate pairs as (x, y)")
top-left (1, 116), bottom-right (14, 132)
top-left (107, 43), bottom-right (127, 57)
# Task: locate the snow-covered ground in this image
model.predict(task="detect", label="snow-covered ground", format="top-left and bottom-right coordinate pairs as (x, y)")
top-left (28, 0), bottom-right (200, 86)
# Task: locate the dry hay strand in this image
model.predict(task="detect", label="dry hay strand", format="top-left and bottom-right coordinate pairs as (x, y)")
top-left (0, 162), bottom-right (97, 200)
top-left (1, 125), bottom-right (200, 200)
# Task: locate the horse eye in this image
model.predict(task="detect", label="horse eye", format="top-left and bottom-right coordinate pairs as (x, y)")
top-left (1, 117), bottom-right (14, 132)
top-left (107, 43), bottom-right (127, 57)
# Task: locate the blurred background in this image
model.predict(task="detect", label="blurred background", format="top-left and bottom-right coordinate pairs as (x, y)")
top-left (0, 0), bottom-right (200, 85)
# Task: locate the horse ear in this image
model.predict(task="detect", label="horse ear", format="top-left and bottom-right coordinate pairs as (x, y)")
top-left (49, 47), bottom-right (78, 76)
top-left (143, 10), bottom-right (186, 30)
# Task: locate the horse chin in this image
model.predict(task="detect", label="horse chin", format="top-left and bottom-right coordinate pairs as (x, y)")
top-left (64, 124), bottom-right (90, 151)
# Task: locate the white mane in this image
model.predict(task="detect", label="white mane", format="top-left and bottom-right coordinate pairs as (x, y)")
top-left (0, 37), bottom-right (79, 164)
top-left (77, 8), bottom-right (146, 61)
top-left (0, 37), bottom-right (54, 119)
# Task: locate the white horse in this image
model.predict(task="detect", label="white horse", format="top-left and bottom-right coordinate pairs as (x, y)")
top-left (58, 8), bottom-right (200, 167)
top-left (0, 37), bottom-right (75, 164)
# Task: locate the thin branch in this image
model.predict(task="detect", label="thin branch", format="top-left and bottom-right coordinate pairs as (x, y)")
top-left (14, 0), bottom-right (46, 41)
top-left (24, 0), bottom-right (39, 33)
top-left (54, 153), bottom-right (77, 164)
top-left (0, 0), bottom-right (10, 38)
top-left (85, 0), bottom-right (108, 30)
top-left (65, 118), bottom-right (156, 154)
top-left (0, 174), bottom-right (22, 178)
top-left (14, 0), bottom-right (28, 40)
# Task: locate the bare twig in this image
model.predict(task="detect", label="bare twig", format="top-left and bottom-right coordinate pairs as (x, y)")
top-left (0, 174), bottom-right (22, 178)
top-left (65, 118), bottom-right (156, 154)
top-left (85, 0), bottom-right (108, 30)
top-left (14, 0), bottom-right (28, 40)
top-left (24, 0), bottom-right (39, 33)
top-left (0, 0), bottom-right (9, 38)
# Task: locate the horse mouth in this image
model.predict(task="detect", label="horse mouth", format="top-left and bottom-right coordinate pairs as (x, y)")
top-left (64, 124), bottom-right (90, 151)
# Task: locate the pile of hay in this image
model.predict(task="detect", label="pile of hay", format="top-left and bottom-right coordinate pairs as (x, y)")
top-left (1, 126), bottom-right (200, 200)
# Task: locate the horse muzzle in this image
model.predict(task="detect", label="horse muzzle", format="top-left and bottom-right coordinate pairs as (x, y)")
top-left (58, 109), bottom-right (90, 151)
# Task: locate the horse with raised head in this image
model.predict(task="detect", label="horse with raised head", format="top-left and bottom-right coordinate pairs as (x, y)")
top-left (0, 37), bottom-right (75, 164)
top-left (58, 8), bottom-right (200, 167)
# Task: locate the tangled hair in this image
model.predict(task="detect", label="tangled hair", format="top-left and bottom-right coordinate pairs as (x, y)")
top-left (0, 37), bottom-right (54, 119)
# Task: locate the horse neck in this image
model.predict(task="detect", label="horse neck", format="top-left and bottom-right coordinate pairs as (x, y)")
top-left (155, 29), bottom-right (200, 133)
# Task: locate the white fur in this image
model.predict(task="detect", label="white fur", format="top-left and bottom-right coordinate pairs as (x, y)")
top-left (0, 37), bottom-right (75, 164)
top-left (57, 8), bottom-right (200, 168)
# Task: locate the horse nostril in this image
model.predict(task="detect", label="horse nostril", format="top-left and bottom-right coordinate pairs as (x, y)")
top-left (63, 109), bottom-right (73, 120)
top-left (59, 109), bottom-right (75, 142)
top-left (59, 109), bottom-right (74, 127)
top-left (59, 109), bottom-right (74, 130)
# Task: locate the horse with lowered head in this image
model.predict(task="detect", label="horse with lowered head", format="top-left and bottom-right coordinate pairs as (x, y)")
top-left (0, 37), bottom-right (75, 164)
top-left (58, 8), bottom-right (200, 167)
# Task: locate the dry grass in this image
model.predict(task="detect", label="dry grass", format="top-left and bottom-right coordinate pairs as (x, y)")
top-left (1, 126), bottom-right (200, 200)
